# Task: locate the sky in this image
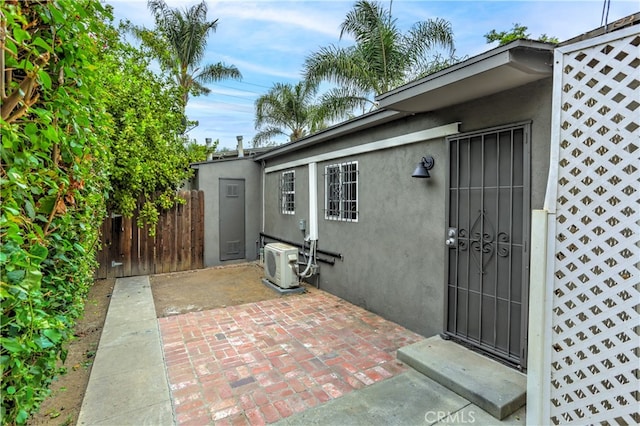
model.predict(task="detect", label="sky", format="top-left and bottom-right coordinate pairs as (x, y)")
top-left (105, 0), bottom-right (639, 150)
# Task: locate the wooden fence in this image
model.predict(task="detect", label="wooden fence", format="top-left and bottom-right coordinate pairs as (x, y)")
top-left (95, 190), bottom-right (204, 279)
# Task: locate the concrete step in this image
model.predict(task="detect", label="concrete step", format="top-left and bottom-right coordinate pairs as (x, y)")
top-left (397, 335), bottom-right (526, 420)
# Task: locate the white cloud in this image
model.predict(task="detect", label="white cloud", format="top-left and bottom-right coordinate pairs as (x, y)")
top-left (210, 1), bottom-right (346, 37)
top-left (219, 55), bottom-right (302, 80)
top-left (187, 99), bottom-right (254, 115)
top-left (207, 85), bottom-right (259, 99)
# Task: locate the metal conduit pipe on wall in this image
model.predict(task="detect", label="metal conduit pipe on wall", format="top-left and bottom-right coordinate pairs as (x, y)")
top-left (259, 233), bottom-right (342, 260)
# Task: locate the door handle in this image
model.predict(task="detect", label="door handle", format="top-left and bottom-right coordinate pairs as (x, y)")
top-left (445, 227), bottom-right (457, 247)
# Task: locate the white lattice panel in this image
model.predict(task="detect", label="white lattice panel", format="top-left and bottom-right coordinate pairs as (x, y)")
top-left (548, 28), bottom-right (640, 424)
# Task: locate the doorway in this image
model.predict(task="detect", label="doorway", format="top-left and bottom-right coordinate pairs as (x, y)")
top-left (219, 178), bottom-right (245, 261)
top-left (445, 123), bottom-right (531, 368)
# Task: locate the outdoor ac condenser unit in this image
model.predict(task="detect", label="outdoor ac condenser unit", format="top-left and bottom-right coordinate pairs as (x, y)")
top-left (264, 243), bottom-right (298, 289)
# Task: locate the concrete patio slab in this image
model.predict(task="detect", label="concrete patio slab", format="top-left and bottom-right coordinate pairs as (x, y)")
top-left (436, 404), bottom-right (526, 425)
top-left (77, 276), bottom-right (173, 425)
top-left (86, 401), bottom-right (174, 426)
top-left (261, 278), bottom-right (306, 294)
top-left (276, 369), bottom-right (526, 426)
top-left (275, 370), bottom-right (470, 425)
top-left (86, 339), bottom-right (165, 380)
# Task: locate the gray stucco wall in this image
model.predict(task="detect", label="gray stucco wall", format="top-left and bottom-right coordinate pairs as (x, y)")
top-left (262, 79), bottom-right (553, 338)
top-left (193, 158), bottom-right (262, 267)
top-left (264, 166), bottom-right (310, 245)
top-left (265, 137), bottom-right (450, 336)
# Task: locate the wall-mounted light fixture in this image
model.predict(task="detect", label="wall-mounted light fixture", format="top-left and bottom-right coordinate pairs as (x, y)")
top-left (411, 156), bottom-right (435, 178)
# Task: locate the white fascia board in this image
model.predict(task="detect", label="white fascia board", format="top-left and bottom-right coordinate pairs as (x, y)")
top-left (385, 51), bottom-right (513, 102)
top-left (265, 122), bottom-right (460, 174)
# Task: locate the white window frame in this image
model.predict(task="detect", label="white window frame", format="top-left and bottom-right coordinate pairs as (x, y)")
top-left (280, 170), bottom-right (295, 214)
top-left (324, 161), bottom-right (358, 222)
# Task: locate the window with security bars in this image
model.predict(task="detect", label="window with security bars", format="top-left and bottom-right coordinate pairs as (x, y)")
top-left (280, 170), bottom-right (295, 214)
top-left (324, 161), bottom-right (358, 221)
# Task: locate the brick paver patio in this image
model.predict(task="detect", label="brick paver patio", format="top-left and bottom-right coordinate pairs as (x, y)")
top-left (159, 287), bottom-right (424, 425)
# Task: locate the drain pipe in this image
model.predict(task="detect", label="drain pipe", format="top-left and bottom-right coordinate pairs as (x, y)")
top-left (295, 162), bottom-right (319, 281)
top-left (259, 159), bottom-right (266, 263)
top-left (308, 162), bottom-right (318, 241)
top-left (261, 160), bottom-right (266, 233)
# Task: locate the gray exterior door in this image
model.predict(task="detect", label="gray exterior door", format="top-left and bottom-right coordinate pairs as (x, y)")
top-left (219, 178), bottom-right (245, 261)
top-left (445, 123), bottom-right (530, 368)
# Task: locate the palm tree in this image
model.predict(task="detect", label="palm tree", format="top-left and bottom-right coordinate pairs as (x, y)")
top-left (131, 0), bottom-right (242, 106)
top-left (304, 0), bottom-right (456, 111)
top-left (253, 80), bottom-right (331, 147)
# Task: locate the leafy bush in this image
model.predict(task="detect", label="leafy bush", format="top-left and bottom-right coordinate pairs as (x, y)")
top-left (99, 35), bottom-right (195, 233)
top-left (0, 0), bottom-right (112, 423)
top-left (1, 0), bottom-right (202, 421)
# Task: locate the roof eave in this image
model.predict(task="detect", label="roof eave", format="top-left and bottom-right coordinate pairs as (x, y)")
top-left (254, 108), bottom-right (406, 161)
top-left (377, 40), bottom-right (555, 113)
top-left (255, 40), bottom-right (555, 161)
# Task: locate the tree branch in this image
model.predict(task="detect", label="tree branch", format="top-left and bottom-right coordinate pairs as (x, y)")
top-left (1, 52), bottom-right (48, 122)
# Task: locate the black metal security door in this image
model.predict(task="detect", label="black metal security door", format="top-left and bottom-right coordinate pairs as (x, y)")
top-left (219, 178), bottom-right (245, 261)
top-left (445, 123), bottom-right (530, 368)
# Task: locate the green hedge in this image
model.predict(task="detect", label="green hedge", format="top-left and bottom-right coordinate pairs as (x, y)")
top-left (0, 0), bottom-right (111, 423)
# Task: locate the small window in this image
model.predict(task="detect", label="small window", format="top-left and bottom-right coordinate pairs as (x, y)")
top-left (325, 161), bottom-right (358, 222)
top-left (280, 170), bottom-right (295, 214)
top-left (226, 184), bottom-right (239, 198)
